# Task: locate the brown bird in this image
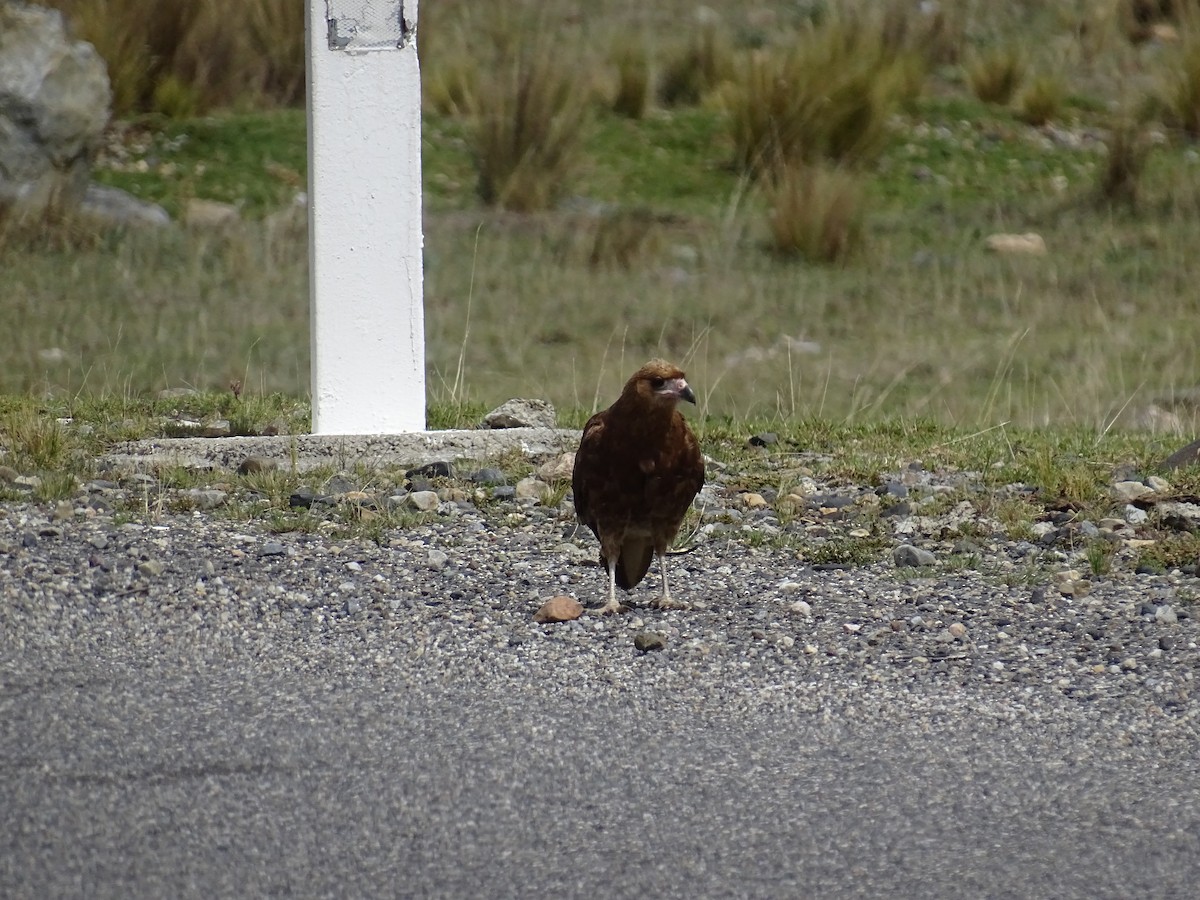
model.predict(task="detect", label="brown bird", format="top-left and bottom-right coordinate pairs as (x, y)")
top-left (572, 359), bottom-right (705, 614)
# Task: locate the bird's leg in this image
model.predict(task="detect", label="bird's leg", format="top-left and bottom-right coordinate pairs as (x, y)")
top-left (648, 553), bottom-right (689, 610)
top-left (591, 555), bottom-right (630, 615)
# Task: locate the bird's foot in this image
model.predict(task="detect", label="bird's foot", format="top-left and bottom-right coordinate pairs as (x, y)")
top-left (588, 598), bottom-right (631, 615)
top-left (648, 595), bottom-right (690, 610)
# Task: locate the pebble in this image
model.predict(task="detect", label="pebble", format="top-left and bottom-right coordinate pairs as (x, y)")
top-left (1156, 605), bottom-right (1178, 625)
top-left (472, 468), bottom-right (507, 486)
top-left (407, 491), bottom-right (440, 512)
top-left (186, 489), bottom-right (228, 510)
top-left (893, 544), bottom-right (936, 567)
top-left (515, 477), bottom-right (552, 503)
top-left (634, 631), bottom-right (667, 652)
top-left (533, 596), bottom-right (584, 623)
top-left (237, 456), bottom-right (276, 475)
top-left (1112, 481), bottom-right (1154, 503)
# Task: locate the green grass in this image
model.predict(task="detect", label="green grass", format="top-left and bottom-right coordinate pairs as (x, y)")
top-left (95, 111), bottom-right (307, 219)
top-left (2, 0), bottom-right (1199, 435)
top-left (3, 390), bottom-right (1196, 558)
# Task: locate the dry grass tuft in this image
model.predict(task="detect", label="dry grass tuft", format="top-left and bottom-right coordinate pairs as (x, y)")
top-left (1096, 121), bottom-right (1152, 207)
top-left (657, 21), bottom-right (734, 107)
top-left (725, 17), bottom-right (922, 177)
top-left (1155, 29), bottom-right (1200, 137)
top-left (46, 0), bottom-right (304, 115)
top-left (764, 162), bottom-right (865, 263)
top-left (468, 39), bottom-right (589, 212)
top-left (966, 46), bottom-right (1025, 105)
top-left (1018, 74), bottom-right (1067, 125)
top-left (880, 0), bottom-right (966, 66)
top-left (588, 208), bottom-right (666, 269)
top-left (611, 44), bottom-right (653, 119)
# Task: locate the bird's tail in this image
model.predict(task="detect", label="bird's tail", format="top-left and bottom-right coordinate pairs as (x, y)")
top-left (614, 538), bottom-right (654, 590)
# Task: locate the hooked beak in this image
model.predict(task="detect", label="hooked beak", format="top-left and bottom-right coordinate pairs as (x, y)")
top-left (672, 378), bottom-right (696, 405)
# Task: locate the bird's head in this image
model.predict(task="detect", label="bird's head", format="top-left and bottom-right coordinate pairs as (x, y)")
top-left (623, 359), bottom-right (696, 409)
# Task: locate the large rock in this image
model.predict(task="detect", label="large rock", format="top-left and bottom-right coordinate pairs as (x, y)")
top-left (0, 1), bottom-right (110, 211)
top-left (0, 1), bottom-right (165, 226)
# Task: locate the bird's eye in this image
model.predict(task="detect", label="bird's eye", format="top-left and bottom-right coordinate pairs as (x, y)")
top-left (650, 377), bottom-right (665, 390)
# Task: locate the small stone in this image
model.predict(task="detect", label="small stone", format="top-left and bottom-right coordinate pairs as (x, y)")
top-left (1124, 505), bottom-right (1148, 525)
top-left (238, 456), bottom-right (276, 475)
top-left (138, 560), bottom-right (165, 577)
top-left (1162, 437), bottom-right (1200, 470)
top-left (741, 492), bottom-right (768, 509)
top-left (481, 399), bottom-right (557, 429)
top-left (1155, 605), bottom-right (1178, 625)
top-left (1145, 475), bottom-right (1172, 494)
top-left (325, 475), bottom-right (356, 495)
top-left (515, 476), bottom-right (553, 503)
top-left (492, 486), bottom-right (516, 501)
top-left (534, 596), bottom-right (584, 623)
top-left (1157, 501), bottom-right (1200, 531)
top-left (1053, 570), bottom-right (1091, 597)
top-left (407, 491), bottom-right (440, 512)
top-left (185, 488), bottom-right (228, 510)
top-left (634, 631), bottom-right (667, 652)
top-left (408, 461), bottom-right (453, 479)
top-left (88, 533), bottom-right (109, 551)
top-left (790, 600), bottom-right (812, 616)
top-left (183, 198), bottom-right (240, 229)
top-left (1112, 481), bottom-right (1154, 503)
top-left (893, 544), bottom-right (936, 567)
top-left (200, 419), bottom-right (231, 438)
top-left (984, 232), bottom-right (1046, 255)
top-left (947, 622), bottom-right (968, 639)
top-left (537, 452), bottom-right (575, 483)
top-left (748, 433), bottom-right (778, 447)
top-left (427, 549), bottom-right (449, 570)
top-left (471, 468), bottom-right (507, 486)
top-left (260, 541), bottom-right (287, 557)
top-left (289, 487), bottom-right (319, 508)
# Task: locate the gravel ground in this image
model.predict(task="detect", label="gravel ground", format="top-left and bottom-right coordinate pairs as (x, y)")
top-left (3, 457), bottom-right (1198, 720)
top-left (3, 455), bottom-right (1200, 896)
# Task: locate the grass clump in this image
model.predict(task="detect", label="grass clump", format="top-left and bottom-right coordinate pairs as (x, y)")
top-left (0, 408), bottom-right (71, 471)
top-left (1155, 31), bottom-right (1200, 138)
top-left (1097, 121), bottom-right (1152, 208)
top-left (657, 21), bottom-right (734, 107)
top-left (764, 162), bottom-right (865, 263)
top-left (47, 0), bottom-right (304, 115)
top-left (966, 47), bottom-right (1025, 105)
top-left (611, 44), bottom-right (653, 119)
top-left (1018, 74), bottom-right (1067, 125)
top-left (725, 19), bottom-right (923, 175)
top-left (468, 38), bottom-right (589, 211)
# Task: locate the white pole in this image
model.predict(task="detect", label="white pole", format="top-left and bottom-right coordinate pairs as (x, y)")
top-left (305, 1), bottom-right (425, 434)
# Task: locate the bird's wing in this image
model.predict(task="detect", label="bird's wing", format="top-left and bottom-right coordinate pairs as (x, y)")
top-left (572, 410), bottom-right (608, 528)
top-left (646, 416), bottom-right (706, 549)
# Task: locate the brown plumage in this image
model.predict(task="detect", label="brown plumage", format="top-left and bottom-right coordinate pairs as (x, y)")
top-left (572, 359), bottom-right (705, 613)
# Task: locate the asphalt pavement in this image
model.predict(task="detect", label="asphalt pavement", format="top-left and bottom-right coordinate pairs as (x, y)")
top-left (3, 657), bottom-right (1198, 899)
